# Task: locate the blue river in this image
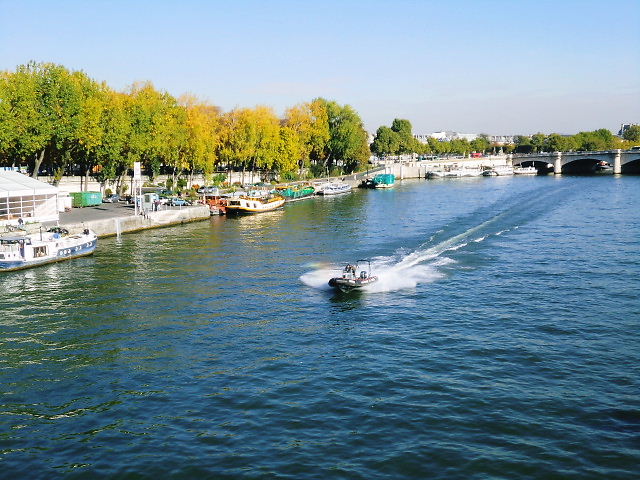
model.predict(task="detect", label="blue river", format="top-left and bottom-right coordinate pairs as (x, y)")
top-left (1, 175), bottom-right (639, 479)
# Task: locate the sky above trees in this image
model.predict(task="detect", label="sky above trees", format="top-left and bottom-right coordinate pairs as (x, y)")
top-left (1, 0), bottom-right (638, 136)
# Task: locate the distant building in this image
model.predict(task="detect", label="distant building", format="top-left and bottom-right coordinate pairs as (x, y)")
top-left (413, 131), bottom-right (479, 143)
top-left (488, 135), bottom-right (515, 145)
top-left (367, 131), bottom-right (375, 145)
top-left (618, 123), bottom-right (638, 137)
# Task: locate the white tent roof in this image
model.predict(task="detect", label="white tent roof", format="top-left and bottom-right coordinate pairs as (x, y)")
top-left (0, 170), bottom-right (58, 198)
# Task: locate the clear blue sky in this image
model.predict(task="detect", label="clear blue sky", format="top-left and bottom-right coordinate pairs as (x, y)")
top-left (1, 0), bottom-right (638, 135)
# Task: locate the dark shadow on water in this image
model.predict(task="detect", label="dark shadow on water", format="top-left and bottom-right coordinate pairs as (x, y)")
top-left (329, 290), bottom-right (365, 311)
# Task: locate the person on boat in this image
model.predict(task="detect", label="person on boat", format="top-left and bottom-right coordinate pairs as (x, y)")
top-left (343, 264), bottom-right (356, 279)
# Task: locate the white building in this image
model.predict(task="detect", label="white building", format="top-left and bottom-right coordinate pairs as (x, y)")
top-left (488, 135), bottom-right (516, 145)
top-left (0, 170), bottom-right (59, 226)
top-left (414, 131), bottom-right (479, 143)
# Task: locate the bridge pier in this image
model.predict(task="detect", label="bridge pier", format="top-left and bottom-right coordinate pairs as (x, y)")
top-left (614, 149), bottom-right (622, 174)
top-left (554, 152), bottom-right (562, 175)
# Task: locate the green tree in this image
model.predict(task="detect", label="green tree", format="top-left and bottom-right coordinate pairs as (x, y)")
top-left (0, 71), bottom-right (16, 163)
top-left (95, 91), bottom-right (132, 193)
top-left (320, 99), bottom-right (370, 173)
top-left (390, 118), bottom-right (418, 154)
top-left (622, 125), bottom-right (640, 143)
top-left (470, 135), bottom-right (490, 154)
top-left (573, 129), bottom-right (615, 151)
top-left (544, 133), bottom-right (576, 152)
top-left (530, 133), bottom-right (546, 153)
top-left (514, 135), bottom-right (533, 153)
top-left (371, 126), bottom-right (400, 156)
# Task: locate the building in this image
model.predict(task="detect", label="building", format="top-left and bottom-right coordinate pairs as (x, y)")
top-left (413, 131), bottom-right (516, 145)
top-left (488, 135), bottom-right (516, 145)
top-left (413, 131), bottom-right (479, 143)
top-left (618, 123), bottom-right (638, 137)
top-left (0, 170), bottom-right (59, 226)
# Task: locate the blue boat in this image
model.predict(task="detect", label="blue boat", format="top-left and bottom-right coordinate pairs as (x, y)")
top-left (0, 227), bottom-right (97, 272)
top-left (372, 173), bottom-right (395, 188)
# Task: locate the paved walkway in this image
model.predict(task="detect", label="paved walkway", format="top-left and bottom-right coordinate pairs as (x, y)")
top-left (57, 202), bottom-right (194, 226)
top-left (58, 202), bottom-right (135, 225)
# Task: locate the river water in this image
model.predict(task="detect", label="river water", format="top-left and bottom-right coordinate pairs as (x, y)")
top-left (1, 175), bottom-right (639, 479)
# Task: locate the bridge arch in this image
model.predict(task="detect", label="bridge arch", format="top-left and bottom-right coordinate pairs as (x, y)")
top-left (562, 157), bottom-right (609, 174)
top-left (621, 156), bottom-right (640, 174)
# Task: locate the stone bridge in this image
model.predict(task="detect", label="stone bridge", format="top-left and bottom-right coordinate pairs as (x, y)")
top-left (511, 149), bottom-right (640, 174)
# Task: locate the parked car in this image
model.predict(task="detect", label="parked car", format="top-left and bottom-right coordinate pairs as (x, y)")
top-left (102, 194), bottom-right (120, 203)
top-left (168, 197), bottom-right (190, 207)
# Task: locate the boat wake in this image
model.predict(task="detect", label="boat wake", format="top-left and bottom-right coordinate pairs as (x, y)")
top-left (300, 185), bottom-right (570, 294)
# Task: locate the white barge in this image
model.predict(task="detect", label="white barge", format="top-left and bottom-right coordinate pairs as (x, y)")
top-left (0, 228), bottom-right (97, 272)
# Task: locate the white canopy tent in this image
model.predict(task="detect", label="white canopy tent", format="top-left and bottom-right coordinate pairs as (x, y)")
top-left (0, 170), bottom-right (59, 225)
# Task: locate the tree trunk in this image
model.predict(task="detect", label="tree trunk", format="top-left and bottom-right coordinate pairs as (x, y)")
top-left (116, 172), bottom-right (127, 196)
top-left (84, 166), bottom-right (91, 192)
top-left (52, 166), bottom-right (64, 187)
top-left (31, 149), bottom-right (45, 178)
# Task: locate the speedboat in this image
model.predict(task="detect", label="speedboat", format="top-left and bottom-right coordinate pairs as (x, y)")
top-left (328, 259), bottom-right (378, 293)
top-left (0, 227), bottom-right (97, 272)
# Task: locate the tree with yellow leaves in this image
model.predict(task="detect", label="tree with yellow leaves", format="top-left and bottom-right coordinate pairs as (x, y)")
top-left (284, 99), bottom-right (329, 175)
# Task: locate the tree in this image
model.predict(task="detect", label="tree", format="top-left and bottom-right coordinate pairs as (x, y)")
top-left (0, 71), bottom-right (16, 163)
top-left (179, 94), bottom-right (221, 181)
top-left (530, 133), bottom-right (546, 153)
top-left (248, 106), bottom-right (281, 174)
top-left (1, 63), bottom-right (58, 176)
top-left (371, 126), bottom-right (400, 156)
top-left (73, 72), bottom-right (109, 190)
top-left (470, 135), bottom-right (490, 154)
top-left (622, 125), bottom-right (640, 143)
top-left (514, 135), bottom-right (533, 153)
top-left (96, 90), bottom-right (131, 193)
top-left (320, 99), bottom-right (370, 173)
top-left (217, 106), bottom-right (281, 182)
top-left (544, 133), bottom-right (575, 152)
top-left (391, 118), bottom-right (417, 154)
top-left (217, 108), bottom-right (255, 175)
top-left (284, 99), bottom-right (329, 174)
top-left (573, 129), bottom-right (615, 151)
top-left (276, 126), bottom-right (302, 176)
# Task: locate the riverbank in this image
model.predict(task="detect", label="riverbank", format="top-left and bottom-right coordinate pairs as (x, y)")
top-left (56, 203), bottom-right (210, 238)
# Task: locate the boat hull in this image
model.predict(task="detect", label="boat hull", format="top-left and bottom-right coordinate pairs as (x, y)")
top-left (0, 233), bottom-right (97, 272)
top-left (0, 248), bottom-right (96, 272)
top-left (513, 167), bottom-right (538, 175)
top-left (328, 276), bottom-right (378, 293)
top-left (225, 196), bottom-right (285, 214)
